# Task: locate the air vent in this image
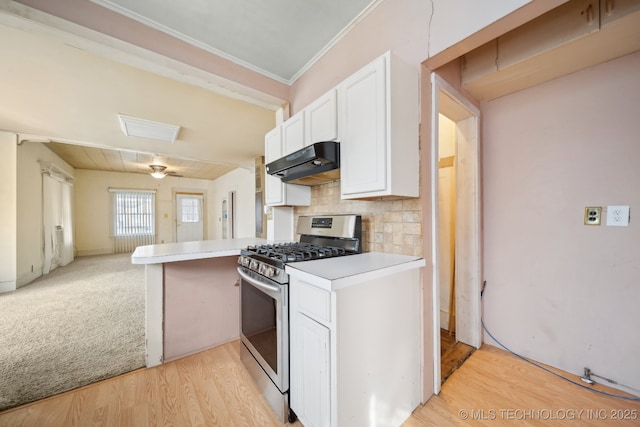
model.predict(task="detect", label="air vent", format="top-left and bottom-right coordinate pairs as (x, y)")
top-left (117, 114), bottom-right (180, 143)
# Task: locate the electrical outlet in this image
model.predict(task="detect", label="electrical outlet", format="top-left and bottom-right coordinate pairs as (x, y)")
top-left (584, 207), bottom-right (601, 225)
top-left (606, 205), bottom-right (630, 226)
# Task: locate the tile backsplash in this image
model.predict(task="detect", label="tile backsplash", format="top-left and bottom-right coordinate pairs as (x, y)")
top-left (293, 181), bottom-right (423, 256)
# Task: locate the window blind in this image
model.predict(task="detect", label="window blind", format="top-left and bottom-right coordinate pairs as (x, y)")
top-left (110, 189), bottom-right (156, 253)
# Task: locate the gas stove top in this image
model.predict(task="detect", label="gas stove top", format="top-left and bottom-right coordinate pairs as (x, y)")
top-left (244, 242), bottom-right (347, 263)
top-left (238, 214), bottom-right (362, 284)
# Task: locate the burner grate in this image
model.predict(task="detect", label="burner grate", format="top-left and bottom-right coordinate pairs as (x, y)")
top-left (246, 242), bottom-right (347, 262)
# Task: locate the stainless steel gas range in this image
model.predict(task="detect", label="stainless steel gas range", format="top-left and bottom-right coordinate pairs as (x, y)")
top-left (237, 214), bottom-right (362, 423)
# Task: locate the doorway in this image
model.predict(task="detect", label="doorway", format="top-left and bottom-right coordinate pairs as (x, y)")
top-left (42, 172), bottom-right (74, 273)
top-left (222, 190), bottom-right (237, 239)
top-left (176, 193), bottom-right (205, 243)
top-left (430, 74), bottom-right (482, 392)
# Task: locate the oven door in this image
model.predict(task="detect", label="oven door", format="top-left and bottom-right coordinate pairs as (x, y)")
top-left (238, 266), bottom-right (289, 393)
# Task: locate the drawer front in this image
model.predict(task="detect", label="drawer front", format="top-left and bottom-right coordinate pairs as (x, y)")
top-left (297, 280), bottom-right (331, 324)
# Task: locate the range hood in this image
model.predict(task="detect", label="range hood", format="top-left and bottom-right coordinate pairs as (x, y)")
top-left (265, 141), bottom-right (340, 186)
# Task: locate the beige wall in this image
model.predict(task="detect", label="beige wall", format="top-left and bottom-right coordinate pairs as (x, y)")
top-left (74, 169), bottom-right (186, 255)
top-left (209, 167), bottom-right (257, 240)
top-left (0, 132), bottom-right (17, 292)
top-left (294, 182), bottom-right (422, 257)
top-left (482, 51), bottom-right (640, 394)
top-left (73, 167), bottom-right (256, 255)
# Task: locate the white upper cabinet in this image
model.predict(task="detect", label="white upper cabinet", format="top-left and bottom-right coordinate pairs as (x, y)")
top-left (282, 110), bottom-right (305, 156)
top-left (264, 127), bottom-right (284, 206)
top-left (338, 51), bottom-right (419, 199)
top-left (304, 89), bottom-right (338, 145)
top-left (264, 127), bottom-right (311, 207)
top-left (264, 51), bottom-right (418, 201)
top-left (282, 89), bottom-right (337, 157)
top-left (338, 56), bottom-right (386, 196)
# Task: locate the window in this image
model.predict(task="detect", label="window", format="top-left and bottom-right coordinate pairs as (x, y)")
top-left (110, 189), bottom-right (156, 237)
top-left (180, 197), bottom-right (201, 223)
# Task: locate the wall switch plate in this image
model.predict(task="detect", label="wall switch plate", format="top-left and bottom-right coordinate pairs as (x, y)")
top-left (584, 207), bottom-right (602, 225)
top-left (606, 205), bottom-right (630, 226)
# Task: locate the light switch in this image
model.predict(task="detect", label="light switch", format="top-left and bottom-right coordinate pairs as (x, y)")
top-left (606, 205), bottom-right (630, 226)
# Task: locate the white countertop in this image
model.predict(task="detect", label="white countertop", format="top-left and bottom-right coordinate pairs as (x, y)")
top-left (286, 252), bottom-right (425, 291)
top-left (131, 238), bottom-right (272, 264)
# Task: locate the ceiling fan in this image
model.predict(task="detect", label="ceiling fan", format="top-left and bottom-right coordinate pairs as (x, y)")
top-left (148, 164), bottom-right (182, 179)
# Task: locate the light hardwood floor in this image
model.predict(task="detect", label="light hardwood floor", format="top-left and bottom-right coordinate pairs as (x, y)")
top-left (1, 340), bottom-right (638, 426)
top-left (0, 341), bottom-right (299, 427)
top-left (410, 345), bottom-right (640, 426)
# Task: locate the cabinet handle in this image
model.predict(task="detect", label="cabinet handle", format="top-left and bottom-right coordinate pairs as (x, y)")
top-left (605, 0), bottom-right (613, 16)
top-left (585, 3), bottom-right (594, 25)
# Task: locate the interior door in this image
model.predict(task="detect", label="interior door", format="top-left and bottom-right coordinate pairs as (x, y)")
top-left (176, 193), bottom-right (204, 242)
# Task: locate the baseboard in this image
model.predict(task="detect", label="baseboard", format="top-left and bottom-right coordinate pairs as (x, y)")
top-left (16, 269), bottom-right (43, 289)
top-left (162, 336), bottom-right (240, 364)
top-left (0, 280), bottom-right (17, 293)
top-left (76, 248), bottom-right (115, 257)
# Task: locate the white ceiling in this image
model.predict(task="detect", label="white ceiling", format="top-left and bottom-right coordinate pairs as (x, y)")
top-left (91, 0), bottom-right (379, 84)
top-left (1, 0), bottom-right (380, 180)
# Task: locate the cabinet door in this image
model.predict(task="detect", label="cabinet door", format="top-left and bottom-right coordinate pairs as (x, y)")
top-left (601, 0), bottom-right (640, 26)
top-left (282, 111), bottom-right (305, 156)
top-left (264, 127), bottom-right (283, 205)
top-left (338, 55), bottom-right (387, 196)
top-left (294, 313), bottom-right (330, 427)
top-left (305, 89), bottom-right (338, 145)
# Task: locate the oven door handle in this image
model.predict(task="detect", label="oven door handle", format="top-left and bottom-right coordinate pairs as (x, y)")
top-left (237, 267), bottom-right (281, 294)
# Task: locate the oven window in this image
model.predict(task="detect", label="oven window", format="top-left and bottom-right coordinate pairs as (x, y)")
top-left (241, 280), bottom-right (278, 374)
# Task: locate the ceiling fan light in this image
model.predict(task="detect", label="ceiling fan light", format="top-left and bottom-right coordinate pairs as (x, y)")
top-left (149, 164), bottom-right (168, 179)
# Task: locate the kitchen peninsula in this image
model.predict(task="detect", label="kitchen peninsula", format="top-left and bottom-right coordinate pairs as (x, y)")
top-left (132, 238), bottom-right (271, 367)
top-left (132, 234), bottom-right (425, 409)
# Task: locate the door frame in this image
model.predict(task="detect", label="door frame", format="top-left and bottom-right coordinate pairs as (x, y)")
top-left (227, 190), bottom-right (237, 239)
top-left (430, 73), bottom-right (482, 394)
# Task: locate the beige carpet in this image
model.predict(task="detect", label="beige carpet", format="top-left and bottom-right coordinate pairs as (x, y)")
top-left (0, 253), bottom-right (145, 411)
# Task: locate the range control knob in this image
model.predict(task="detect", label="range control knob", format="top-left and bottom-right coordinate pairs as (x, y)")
top-left (264, 266), bottom-right (275, 278)
top-left (249, 260), bottom-right (259, 271)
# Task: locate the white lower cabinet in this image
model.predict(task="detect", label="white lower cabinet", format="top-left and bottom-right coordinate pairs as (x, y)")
top-left (289, 264), bottom-right (422, 427)
top-left (296, 313), bottom-right (330, 427)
